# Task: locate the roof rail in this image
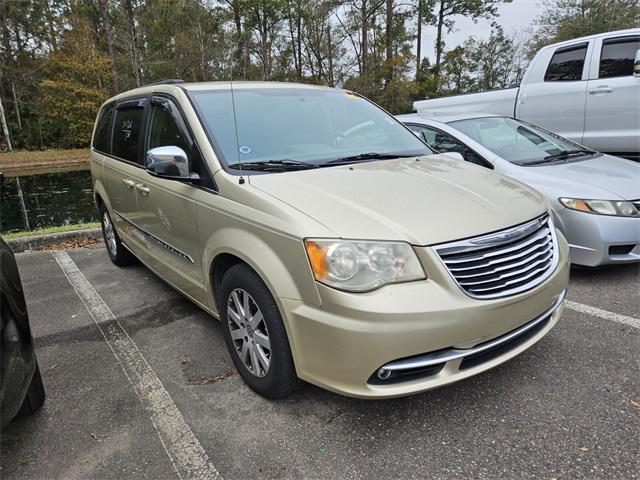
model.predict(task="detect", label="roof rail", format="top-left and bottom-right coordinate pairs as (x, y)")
top-left (143, 79), bottom-right (185, 87)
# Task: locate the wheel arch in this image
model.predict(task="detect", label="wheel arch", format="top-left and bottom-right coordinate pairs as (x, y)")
top-left (204, 227), bottom-right (321, 316)
top-left (93, 178), bottom-right (112, 213)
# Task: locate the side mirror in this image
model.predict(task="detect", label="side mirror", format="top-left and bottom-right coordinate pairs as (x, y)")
top-left (634, 49), bottom-right (640, 78)
top-left (443, 151), bottom-right (464, 161)
top-left (145, 146), bottom-right (198, 182)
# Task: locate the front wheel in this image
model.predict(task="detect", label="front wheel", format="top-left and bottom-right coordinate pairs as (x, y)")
top-left (18, 361), bottom-right (45, 416)
top-left (99, 206), bottom-right (136, 266)
top-left (220, 264), bottom-right (301, 399)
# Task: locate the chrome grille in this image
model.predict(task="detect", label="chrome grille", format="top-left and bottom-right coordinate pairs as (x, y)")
top-left (432, 214), bottom-right (559, 299)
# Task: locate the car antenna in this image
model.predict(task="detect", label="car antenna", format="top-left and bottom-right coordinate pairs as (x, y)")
top-left (228, 62), bottom-right (244, 184)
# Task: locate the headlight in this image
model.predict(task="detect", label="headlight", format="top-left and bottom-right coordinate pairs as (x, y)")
top-left (304, 239), bottom-right (426, 292)
top-left (559, 198), bottom-right (639, 217)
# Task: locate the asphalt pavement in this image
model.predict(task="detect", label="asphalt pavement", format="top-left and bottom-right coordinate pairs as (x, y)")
top-left (1, 246), bottom-right (638, 479)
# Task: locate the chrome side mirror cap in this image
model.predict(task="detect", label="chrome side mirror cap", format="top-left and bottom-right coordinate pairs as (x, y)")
top-left (145, 146), bottom-right (197, 181)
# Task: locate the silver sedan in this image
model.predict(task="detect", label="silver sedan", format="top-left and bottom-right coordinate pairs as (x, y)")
top-left (398, 112), bottom-right (640, 267)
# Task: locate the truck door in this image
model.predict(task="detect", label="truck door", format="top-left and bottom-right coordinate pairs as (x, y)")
top-left (517, 42), bottom-right (590, 144)
top-left (584, 35), bottom-right (640, 156)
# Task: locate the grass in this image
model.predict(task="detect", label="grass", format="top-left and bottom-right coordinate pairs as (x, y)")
top-left (3, 222), bottom-right (100, 240)
top-left (0, 148), bottom-right (90, 173)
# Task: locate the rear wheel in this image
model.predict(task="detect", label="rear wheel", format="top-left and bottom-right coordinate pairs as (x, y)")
top-left (99, 206), bottom-right (136, 266)
top-left (18, 361), bottom-right (45, 416)
top-left (220, 264), bottom-right (301, 399)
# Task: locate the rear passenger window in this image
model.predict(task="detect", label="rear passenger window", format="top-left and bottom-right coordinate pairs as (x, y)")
top-left (599, 37), bottom-right (640, 78)
top-left (544, 44), bottom-right (587, 82)
top-left (113, 99), bottom-right (146, 163)
top-left (92, 102), bottom-right (114, 153)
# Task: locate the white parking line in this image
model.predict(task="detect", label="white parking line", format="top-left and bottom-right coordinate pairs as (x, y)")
top-left (566, 300), bottom-right (640, 329)
top-left (53, 251), bottom-right (221, 480)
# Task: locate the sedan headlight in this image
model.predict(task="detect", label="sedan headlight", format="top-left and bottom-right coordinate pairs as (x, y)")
top-left (559, 198), bottom-right (639, 217)
top-left (304, 239), bottom-right (426, 292)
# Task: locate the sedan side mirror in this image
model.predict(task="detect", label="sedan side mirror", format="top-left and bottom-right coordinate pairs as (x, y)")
top-left (145, 146), bottom-right (199, 182)
top-left (634, 49), bottom-right (640, 78)
top-left (443, 151), bottom-right (464, 162)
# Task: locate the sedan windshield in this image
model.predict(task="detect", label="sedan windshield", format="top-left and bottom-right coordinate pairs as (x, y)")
top-left (190, 87), bottom-right (431, 170)
top-left (448, 116), bottom-right (598, 165)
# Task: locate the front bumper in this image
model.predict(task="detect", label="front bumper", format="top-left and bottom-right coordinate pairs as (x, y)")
top-left (555, 208), bottom-right (640, 266)
top-left (282, 237), bottom-right (570, 398)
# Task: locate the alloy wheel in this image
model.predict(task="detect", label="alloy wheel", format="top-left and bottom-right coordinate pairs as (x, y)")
top-left (103, 212), bottom-right (118, 257)
top-left (227, 288), bottom-right (271, 377)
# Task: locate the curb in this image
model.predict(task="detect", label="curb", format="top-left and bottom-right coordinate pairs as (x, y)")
top-left (6, 228), bottom-right (102, 253)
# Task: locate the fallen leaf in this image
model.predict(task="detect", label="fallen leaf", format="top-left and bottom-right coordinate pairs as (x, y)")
top-left (579, 447), bottom-right (589, 452)
top-left (180, 356), bottom-right (193, 365)
top-left (35, 237), bottom-right (102, 251)
top-left (49, 363), bottom-right (58, 370)
top-left (187, 368), bottom-right (238, 385)
top-left (90, 432), bottom-right (98, 441)
top-left (629, 399), bottom-right (640, 409)
top-left (319, 447), bottom-right (327, 454)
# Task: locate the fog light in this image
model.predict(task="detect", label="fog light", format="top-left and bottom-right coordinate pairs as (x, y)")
top-left (377, 367), bottom-right (392, 380)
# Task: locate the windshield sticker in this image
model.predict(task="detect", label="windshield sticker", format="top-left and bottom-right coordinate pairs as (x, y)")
top-left (239, 146), bottom-right (252, 155)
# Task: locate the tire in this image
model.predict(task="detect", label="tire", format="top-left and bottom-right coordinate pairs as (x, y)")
top-left (99, 205), bottom-right (136, 266)
top-left (220, 264), bottom-right (301, 399)
top-left (18, 360), bottom-right (45, 416)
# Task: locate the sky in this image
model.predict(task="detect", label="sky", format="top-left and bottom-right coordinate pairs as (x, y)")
top-left (420, 0), bottom-right (545, 61)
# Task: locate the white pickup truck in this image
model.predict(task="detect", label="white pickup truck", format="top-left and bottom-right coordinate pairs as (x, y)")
top-left (414, 28), bottom-right (640, 159)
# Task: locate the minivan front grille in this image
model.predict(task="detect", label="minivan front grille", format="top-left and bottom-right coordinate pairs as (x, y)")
top-left (432, 214), bottom-right (559, 299)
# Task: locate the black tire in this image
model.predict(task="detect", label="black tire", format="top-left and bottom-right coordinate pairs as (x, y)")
top-left (220, 264), bottom-right (301, 399)
top-left (99, 205), bottom-right (136, 266)
top-left (18, 360), bottom-right (45, 416)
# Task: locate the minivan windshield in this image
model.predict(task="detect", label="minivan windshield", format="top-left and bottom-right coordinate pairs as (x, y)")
top-left (190, 87), bottom-right (432, 170)
top-left (448, 116), bottom-right (599, 166)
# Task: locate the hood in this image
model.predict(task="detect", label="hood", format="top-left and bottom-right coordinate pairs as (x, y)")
top-left (249, 155), bottom-right (546, 245)
top-left (510, 155), bottom-right (640, 201)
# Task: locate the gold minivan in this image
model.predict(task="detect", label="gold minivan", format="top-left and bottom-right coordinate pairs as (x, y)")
top-left (91, 81), bottom-right (569, 399)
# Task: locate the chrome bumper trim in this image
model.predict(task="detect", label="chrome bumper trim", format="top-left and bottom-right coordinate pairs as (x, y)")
top-left (382, 289), bottom-right (566, 372)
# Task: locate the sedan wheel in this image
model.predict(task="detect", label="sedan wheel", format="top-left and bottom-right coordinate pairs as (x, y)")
top-left (227, 288), bottom-right (271, 377)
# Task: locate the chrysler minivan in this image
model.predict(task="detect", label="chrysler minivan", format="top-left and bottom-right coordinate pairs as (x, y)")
top-left (90, 81), bottom-right (569, 399)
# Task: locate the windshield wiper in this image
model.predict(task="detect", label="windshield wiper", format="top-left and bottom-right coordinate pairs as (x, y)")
top-left (227, 159), bottom-right (319, 171)
top-left (323, 152), bottom-right (417, 165)
top-left (524, 149), bottom-right (597, 165)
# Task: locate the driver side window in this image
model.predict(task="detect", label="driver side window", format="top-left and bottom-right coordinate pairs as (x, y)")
top-left (145, 97), bottom-right (208, 179)
top-left (146, 98), bottom-right (191, 156)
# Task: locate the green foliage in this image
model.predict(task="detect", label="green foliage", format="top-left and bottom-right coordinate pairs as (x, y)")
top-left (530, 0), bottom-right (640, 51)
top-left (39, 19), bottom-right (110, 148)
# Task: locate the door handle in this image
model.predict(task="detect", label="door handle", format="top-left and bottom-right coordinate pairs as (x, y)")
top-left (136, 184), bottom-right (150, 195)
top-left (121, 178), bottom-right (136, 188)
top-left (588, 85), bottom-right (613, 94)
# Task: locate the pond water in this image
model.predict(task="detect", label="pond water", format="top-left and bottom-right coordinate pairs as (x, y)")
top-left (0, 169), bottom-right (97, 234)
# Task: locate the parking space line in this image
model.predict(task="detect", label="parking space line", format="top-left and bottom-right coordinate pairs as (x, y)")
top-left (566, 300), bottom-right (640, 329)
top-left (52, 251), bottom-right (222, 480)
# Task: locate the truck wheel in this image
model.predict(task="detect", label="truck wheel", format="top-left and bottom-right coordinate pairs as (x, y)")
top-left (100, 206), bottom-right (136, 266)
top-left (18, 360), bottom-right (45, 416)
top-left (220, 264), bottom-right (301, 399)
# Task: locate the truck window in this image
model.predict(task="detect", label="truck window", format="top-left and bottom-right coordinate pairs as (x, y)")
top-left (544, 44), bottom-right (587, 82)
top-left (93, 102), bottom-right (114, 154)
top-left (113, 99), bottom-right (147, 164)
top-left (599, 36), bottom-right (640, 78)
